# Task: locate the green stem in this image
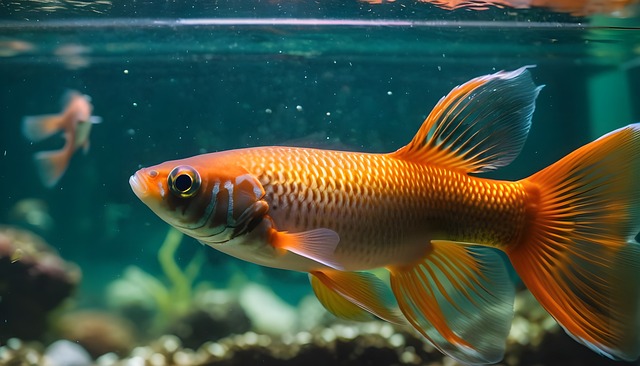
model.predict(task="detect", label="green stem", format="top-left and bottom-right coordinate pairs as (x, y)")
top-left (157, 228), bottom-right (190, 313)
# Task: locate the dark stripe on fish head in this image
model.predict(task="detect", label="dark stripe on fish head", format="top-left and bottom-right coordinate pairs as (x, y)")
top-left (130, 157), bottom-right (269, 244)
top-left (193, 173), bottom-right (268, 243)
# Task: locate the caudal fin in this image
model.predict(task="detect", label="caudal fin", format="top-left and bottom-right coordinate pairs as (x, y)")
top-left (509, 124), bottom-right (640, 361)
top-left (34, 149), bottom-right (70, 187)
top-left (22, 114), bottom-right (64, 142)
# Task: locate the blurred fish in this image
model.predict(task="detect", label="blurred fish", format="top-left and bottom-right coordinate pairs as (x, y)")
top-left (0, 39), bottom-right (34, 58)
top-left (22, 91), bottom-right (102, 187)
top-left (130, 67), bottom-right (640, 364)
top-left (54, 44), bottom-right (91, 70)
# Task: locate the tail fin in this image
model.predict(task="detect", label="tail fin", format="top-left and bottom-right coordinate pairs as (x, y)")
top-left (34, 149), bottom-right (70, 187)
top-left (508, 124), bottom-right (640, 361)
top-left (22, 114), bottom-right (64, 142)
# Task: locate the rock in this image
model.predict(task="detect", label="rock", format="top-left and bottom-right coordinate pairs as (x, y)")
top-left (0, 226), bottom-right (81, 342)
top-left (55, 310), bottom-right (136, 358)
top-left (0, 338), bottom-right (45, 366)
top-left (101, 322), bottom-right (436, 366)
top-left (44, 340), bottom-right (92, 366)
top-left (167, 306), bottom-right (251, 350)
top-left (238, 283), bottom-right (297, 335)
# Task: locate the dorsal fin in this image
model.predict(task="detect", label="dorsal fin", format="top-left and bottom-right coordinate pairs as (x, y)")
top-left (390, 66), bottom-right (543, 173)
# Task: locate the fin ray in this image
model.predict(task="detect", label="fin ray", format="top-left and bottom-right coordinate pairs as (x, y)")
top-left (389, 242), bottom-right (514, 364)
top-left (34, 149), bottom-right (69, 187)
top-left (510, 124), bottom-right (640, 361)
top-left (390, 66), bottom-right (542, 173)
top-left (310, 271), bottom-right (406, 325)
top-left (309, 272), bottom-right (374, 322)
top-left (272, 228), bottom-right (342, 269)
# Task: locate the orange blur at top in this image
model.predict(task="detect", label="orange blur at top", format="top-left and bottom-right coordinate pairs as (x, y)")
top-left (359, 0), bottom-right (637, 16)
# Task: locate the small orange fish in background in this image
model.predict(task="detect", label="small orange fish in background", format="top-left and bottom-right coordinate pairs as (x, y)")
top-left (22, 91), bottom-right (101, 187)
top-left (130, 67), bottom-right (640, 364)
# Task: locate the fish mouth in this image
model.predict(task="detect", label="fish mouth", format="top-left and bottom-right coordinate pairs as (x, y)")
top-left (129, 172), bottom-right (148, 199)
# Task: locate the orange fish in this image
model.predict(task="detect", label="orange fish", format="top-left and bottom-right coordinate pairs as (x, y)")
top-left (130, 67), bottom-right (640, 364)
top-left (22, 91), bottom-right (101, 187)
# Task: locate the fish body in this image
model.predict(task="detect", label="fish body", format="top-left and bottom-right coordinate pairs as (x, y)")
top-left (131, 67), bottom-right (640, 364)
top-left (164, 147), bottom-right (525, 271)
top-left (22, 91), bottom-right (101, 187)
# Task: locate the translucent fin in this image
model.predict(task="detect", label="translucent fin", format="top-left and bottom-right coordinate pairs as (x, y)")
top-left (73, 121), bottom-right (93, 151)
top-left (309, 272), bottom-right (374, 322)
top-left (510, 123), bottom-right (640, 361)
top-left (89, 116), bottom-right (102, 124)
top-left (272, 228), bottom-right (342, 269)
top-left (82, 140), bottom-right (90, 155)
top-left (310, 270), bottom-right (406, 325)
top-left (22, 114), bottom-right (65, 142)
top-left (390, 66), bottom-right (542, 173)
top-left (389, 241), bottom-right (515, 364)
top-left (34, 149), bottom-right (70, 187)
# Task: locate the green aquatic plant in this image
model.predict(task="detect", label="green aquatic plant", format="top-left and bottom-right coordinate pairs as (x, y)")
top-left (156, 227), bottom-right (205, 317)
top-left (107, 227), bottom-right (205, 334)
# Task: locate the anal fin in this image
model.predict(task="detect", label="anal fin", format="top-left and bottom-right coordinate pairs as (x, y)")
top-left (34, 149), bottom-right (70, 187)
top-left (389, 241), bottom-right (515, 364)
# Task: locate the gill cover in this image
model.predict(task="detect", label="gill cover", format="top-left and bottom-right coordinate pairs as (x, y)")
top-left (189, 169), bottom-right (270, 243)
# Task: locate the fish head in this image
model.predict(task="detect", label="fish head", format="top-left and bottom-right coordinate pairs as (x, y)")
top-left (64, 91), bottom-right (94, 123)
top-left (129, 154), bottom-right (270, 244)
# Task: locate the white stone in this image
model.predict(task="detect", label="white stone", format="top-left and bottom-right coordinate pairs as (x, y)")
top-left (238, 283), bottom-right (297, 334)
top-left (44, 340), bottom-right (92, 366)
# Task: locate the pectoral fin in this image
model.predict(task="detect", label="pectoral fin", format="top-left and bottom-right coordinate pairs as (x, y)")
top-left (271, 228), bottom-right (342, 269)
top-left (389, 240), bottom-right (515, 364)
top-left (309, 270), bottom-right (406, 325)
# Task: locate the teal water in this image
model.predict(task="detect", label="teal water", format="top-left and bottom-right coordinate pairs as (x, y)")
top-left (1, 1), bottom-right (640, 362)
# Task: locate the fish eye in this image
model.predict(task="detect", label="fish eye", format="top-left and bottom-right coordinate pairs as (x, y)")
top-left (168, 165), bottom-right (201, 198)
